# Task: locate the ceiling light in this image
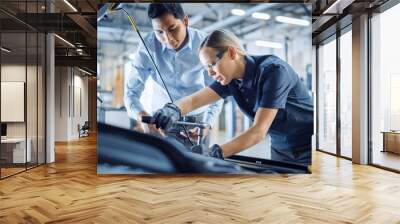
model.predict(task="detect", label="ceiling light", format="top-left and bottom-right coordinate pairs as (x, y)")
top-left (231, 9), bottom-right (245, 16)
top-left (251, 12), bottom-right (270, 20)
top-left (323, 0), bottom-right (341, 14)
top-left (275, 16), bottom-right (310, 26)
top-left (63, 0), bottom-right (78, 12)
top-left (322, 0), bottom-right (352, 14)
top-left (255, 40), bottom-right (283, 49)
top-left (1, 47), bottom-right (11, 53)
top-left (78, 67), bottom-right (92, 76)
top-left (54, 34), bottom-right (75, 48)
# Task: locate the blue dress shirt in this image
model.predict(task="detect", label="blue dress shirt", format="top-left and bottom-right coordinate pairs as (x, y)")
top-left (124, 27), bottom-right (223, 125)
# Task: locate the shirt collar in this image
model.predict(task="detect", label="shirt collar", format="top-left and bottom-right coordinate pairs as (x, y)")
top-left (161, 27), bottom-right (193, 53)
top-left (239, 55), bottom-right (256, 89)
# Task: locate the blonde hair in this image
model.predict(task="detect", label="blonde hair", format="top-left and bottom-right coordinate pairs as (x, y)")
top-left (200, 29), bottom-right (246, 55)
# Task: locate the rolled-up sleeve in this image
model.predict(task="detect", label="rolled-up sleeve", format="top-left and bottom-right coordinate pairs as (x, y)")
top-left (124, 43), bottom-right (155, 119)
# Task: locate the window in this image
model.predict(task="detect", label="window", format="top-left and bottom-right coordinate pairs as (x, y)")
top-left (371, 2), bottom-right (400, 171)
top-left (0, 1), bottom-right (47, 179)
top-left (340, 29), bottom-right (352, 158)
top-left (317, 38), bottom-right (337, 154)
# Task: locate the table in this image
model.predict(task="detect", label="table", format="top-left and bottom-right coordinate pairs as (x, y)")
top-left (381, 131), bottom-right (400, 154)
top-left (1, 138), bottom-right (31, 163)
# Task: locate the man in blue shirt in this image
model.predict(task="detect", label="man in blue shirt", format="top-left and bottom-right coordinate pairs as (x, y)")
top-left (124, 3), bottom-right (222, 140)
top-left (152, 29), bottom-right (313, 165)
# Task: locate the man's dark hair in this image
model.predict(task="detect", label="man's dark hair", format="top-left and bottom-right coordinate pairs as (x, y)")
top-left (148, 3), bottom-right (185, 20)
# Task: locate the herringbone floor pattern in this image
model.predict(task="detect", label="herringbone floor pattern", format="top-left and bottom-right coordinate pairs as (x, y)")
top-left (1, 135), bottom-right (400, 223)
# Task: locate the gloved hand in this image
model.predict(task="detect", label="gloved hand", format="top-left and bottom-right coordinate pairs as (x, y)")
top-left (153, 103), bottom-right (181, 131)
top-left (190, 144), bottom-right (204, 154)
top-left (208, 144), bottom-right (224, 159)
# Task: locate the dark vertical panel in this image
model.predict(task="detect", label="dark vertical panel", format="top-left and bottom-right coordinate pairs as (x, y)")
top-left (25, 0), bottom-right (28, 171)
top-left (44, 0), bottom-right (48, 165)
top-left (316, 45), bottom-right (319, 150)
top-left (44, 34), bottom-right (47, 163)
top-left (367, 12), bottom-right (373, 165)
top-left (69, 68), bottom-right (71, 118)
top-left (60, 67), bottom-right (61, 117)
top-left (336, 29), bottom-right (341, 157)
top-left (0, 13), bottom-right (2, 179)
top-left (73, 68), bottom-right (75, 118)
top-left (37, 0), bottom-right (39, 167)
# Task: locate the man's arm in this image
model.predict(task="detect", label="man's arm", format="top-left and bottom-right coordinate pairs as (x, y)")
top-left (219, 108), bottom-right (278, 157)
top-left (124, 44), bottom-right (153, 120)
top-left (124, 65), bottom-right (147, 119)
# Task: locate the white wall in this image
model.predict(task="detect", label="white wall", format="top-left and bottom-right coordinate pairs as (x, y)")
top-left (72, 73), bottom-right (89, 138)
top-left (1, 65), bottom-right (26, 140)
top-left (55, 66), bottom-right (68, 141)
top-left (1, 64), bottom-right (46, 163)
top-left (1, 65), bottom-right (41, 137)
top-left (54, 67), bottom-right (89, 141)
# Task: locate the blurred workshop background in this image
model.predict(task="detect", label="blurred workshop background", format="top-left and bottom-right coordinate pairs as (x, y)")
top-left (97, 3), bottom-right (312, 159)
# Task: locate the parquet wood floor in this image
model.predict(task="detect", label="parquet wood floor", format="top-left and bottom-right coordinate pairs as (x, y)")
top-left (1, 135), bottom-right (400, 223)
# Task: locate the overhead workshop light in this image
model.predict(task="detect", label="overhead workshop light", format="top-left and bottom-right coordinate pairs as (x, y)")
top-left (63, 0), bottom-right (78, 12)
top-left (275, 16), bottom-right (310, 26)
top-left (251, 12), bottom-right (271, 20)
top-left (231, 9), bottom-right (245, 16)
top-left (54, 34), bottom-right (75, 48)
top-left (255, 40), bottom-right (283, 49)
top-left (1, 47), bottom-right (11, 53)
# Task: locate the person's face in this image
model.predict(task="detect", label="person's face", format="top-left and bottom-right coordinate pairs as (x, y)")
top-left (199, 47), bottom-right (236, 86)
top-left (151, 14), bottom-right (188, 50)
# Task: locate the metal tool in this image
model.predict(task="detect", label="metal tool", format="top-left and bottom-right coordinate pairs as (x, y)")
top-left (141, 115), bottom-right (210, 146)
